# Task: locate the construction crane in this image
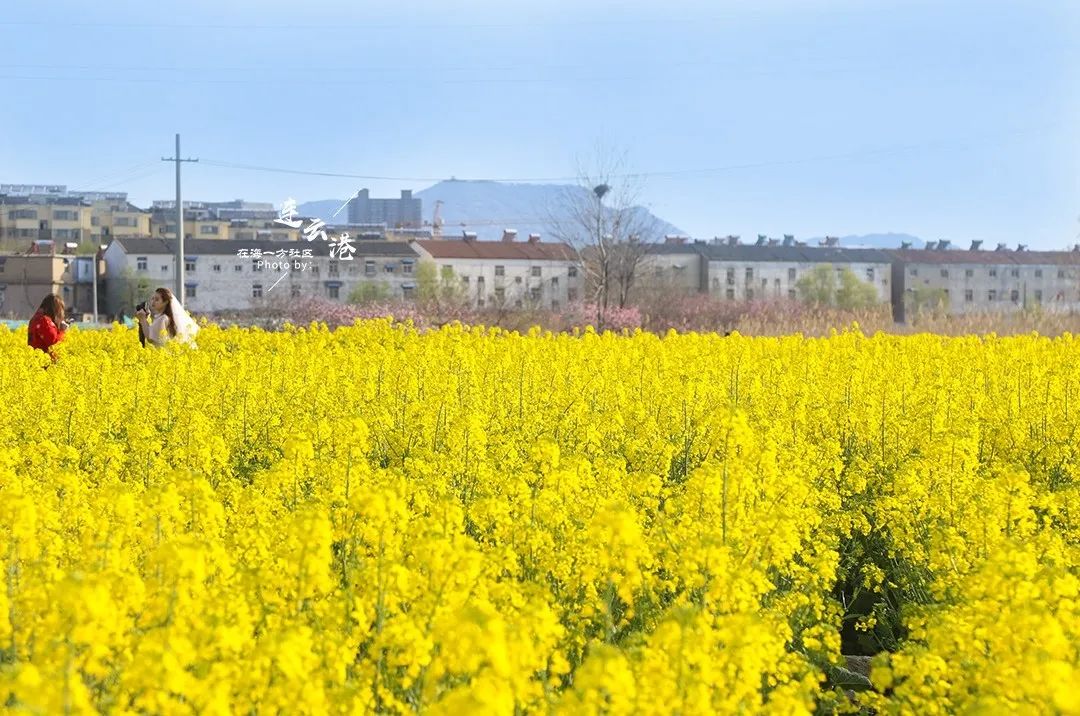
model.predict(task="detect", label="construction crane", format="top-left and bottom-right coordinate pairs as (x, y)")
top-left (432, 200), bottom-right (444, 239)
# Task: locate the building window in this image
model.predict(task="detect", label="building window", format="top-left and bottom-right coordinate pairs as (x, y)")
top-left (1035, 289), bottom-right (1043, 301)
top-left (866, 267), bottom-right (875, 281)
top-left (161, 265), bottom-right (168, 273)
top-left (291, 285), bottom-right (300, 298)
top-left (253, 284), bottom-right (263, 298)
top-left (494, 287), bottom-right (505, 302)
top-left (788, 268), bottom-right (796, 281)
top-left (989, 268), bottom-right (998, 277)
top-left (384, 264), bottom-right (394, 273)
top-left (761, 278), bottom-right (767, 289)
top-left (329, 260), bottom-right (339, 277)
top-left (365, 260), bottom-right (375, 276)
top-left (1035, 269), bottom-right (1043, 278)
top-left (403, 285), bottom-right (416, 299)
top-left (531, 266), bottom-right (541, 277)
top-left (1011, 289), bottom-right (1019, 302)
top-left (1059, 270), bottom-right (1066, 279)
top-left (53, 210), bottom-right (78, 221)
top-left (745, 267), bottom-right (753, 281)
top-left (461, 275), bottom-right (470, 285)
top-left (328, 285), bottom-right (340, 299)
top-left (745, 288), bottom-right (754, 300)
top-left (252, 261), bottom-right (263, 272)
top-left (726, 288), bottom-right (735, 299)
top-left (910, 268), bottom-right (918, 276)
top-left (495, 265), bottom-right (505, 277)
top-left (568, 266), bottom-right (578, 278)
top-left (213, 264), bottom-right (221, 273)
top-left (788, 289), bottom-right (796, 299)
top-left (551, 276), bottom-right (559, 287)
top-left (988, 289), bottom-right (997, 301)
top-left (514, 276), bottom-right (522, 284)
top-left (568, 288), bottom-right (578, 301)
top-left (965, 289), bottom-right (974, 302)
top-left (940, 269), bottom-right (949, 278)
top-left (530, 287), bottom-right (541, 301)
top-left (185, 260), bottom-right (196, 272)
top-left (137, 257), bottom-right (147, 271)
top-left (965, 269), bottom-right (974, 278)
top-left (200, 225), bottom-right (218, 235)
top-left (234, 264), bottom-right (243, 272)
top-left (1010, 268), bottom-right (1020, 278)
top-left (185, 285), bottom-right (197, 298)
top-left (726, 268), bottom-right (735, 285)
top-left (403, 262), bottom-right (413, 274)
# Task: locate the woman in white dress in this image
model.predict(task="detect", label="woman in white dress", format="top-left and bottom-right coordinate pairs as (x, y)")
top-left (135, 287), bottom-right (199, 348)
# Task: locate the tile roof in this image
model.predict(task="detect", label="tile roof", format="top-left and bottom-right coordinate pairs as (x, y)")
top-left (888, 249), bottom-right (1080, 266)
top-left (413, 239), bottom-right (578, 261)
top-left (648, 243), bottom-right (894, 263)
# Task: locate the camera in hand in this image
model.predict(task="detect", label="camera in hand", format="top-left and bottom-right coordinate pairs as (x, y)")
top-left (135, 301), bottom-right (147, 347)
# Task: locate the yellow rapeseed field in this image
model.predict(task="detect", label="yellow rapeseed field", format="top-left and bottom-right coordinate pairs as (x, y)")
top-left (1, 321), bottom-right (1078, 714)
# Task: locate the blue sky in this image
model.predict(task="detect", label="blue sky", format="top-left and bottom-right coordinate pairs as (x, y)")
top-left (1, 0), bottom-right (1077, 248)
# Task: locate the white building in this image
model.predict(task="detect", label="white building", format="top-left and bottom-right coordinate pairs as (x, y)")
top-left (411, 236), bottom-right (583, 309)
top-left (102, 237), bottom-right (421, 315)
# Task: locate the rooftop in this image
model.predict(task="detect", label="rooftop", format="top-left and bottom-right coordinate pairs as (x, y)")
top-left (413, 238), bottom-right (577, 261)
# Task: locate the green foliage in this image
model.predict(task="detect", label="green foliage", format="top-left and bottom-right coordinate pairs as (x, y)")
top-left (796, 264), bottom-right (880, 310)
top-left (416, 260), bottom-right (467, 304)
top-left (904, 287), bottom-right (949, 315)
top-left (348, 281), bottom-right (391, 305)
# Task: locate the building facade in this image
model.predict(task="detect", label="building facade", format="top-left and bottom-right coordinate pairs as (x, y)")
top-left (102, 237), bottom-right (422, 314)
top-left (149, 200), bottom-right (299, 242)
top-left (347, 189), bottom-right (422, 228)
top-left (411, 237), bottom-right (583, 310)
top-left (1, 194), bottom-right (150, 250)
top-left (643, 241), bottom-right (1080, 320)
top-left (890, 247), bottom-right (1080, 319)
top-left (0, 251), bottom-right (102, 319)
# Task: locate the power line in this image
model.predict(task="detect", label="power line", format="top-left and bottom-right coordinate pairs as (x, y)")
top-left (0, 17), bottom-right (717, 31)
top-left (196, 123), bottom-right (1062, 185)
top-left (0, 73), bottom-right (635, 87)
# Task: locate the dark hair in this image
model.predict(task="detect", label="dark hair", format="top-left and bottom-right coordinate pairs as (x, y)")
top-left (154, 287), bottom-right (178, 338)
top-left (37, 294), bottom-right (65, 325)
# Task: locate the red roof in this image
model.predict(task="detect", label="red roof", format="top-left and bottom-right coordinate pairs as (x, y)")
top-left (413, 239), bottom-right (577, 261)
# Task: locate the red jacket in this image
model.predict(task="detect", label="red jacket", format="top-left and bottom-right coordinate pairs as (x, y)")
top-left (28, 310), bottom-right (64, 356)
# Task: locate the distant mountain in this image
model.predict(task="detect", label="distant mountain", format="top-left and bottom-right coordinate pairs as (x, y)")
top-left (295, 199), bottom-right (345, 222)
top-left (805, 233), bottom-right (926, 249)
top-left (300, 179), bottom-right (684, 242)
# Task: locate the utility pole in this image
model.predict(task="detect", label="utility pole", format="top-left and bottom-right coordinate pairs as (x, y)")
top-left (161, 134), bottom-right (198, 303)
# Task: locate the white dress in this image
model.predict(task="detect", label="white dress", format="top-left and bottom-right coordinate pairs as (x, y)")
top-left (146, 313), bottom-right (171, 347)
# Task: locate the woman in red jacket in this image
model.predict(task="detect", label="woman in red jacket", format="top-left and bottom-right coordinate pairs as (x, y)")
top-left (28, 293), bottom-right (68, 362)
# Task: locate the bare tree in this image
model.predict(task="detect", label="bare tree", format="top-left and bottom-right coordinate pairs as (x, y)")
top-left (547, 144), bottom-right (663, 329)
